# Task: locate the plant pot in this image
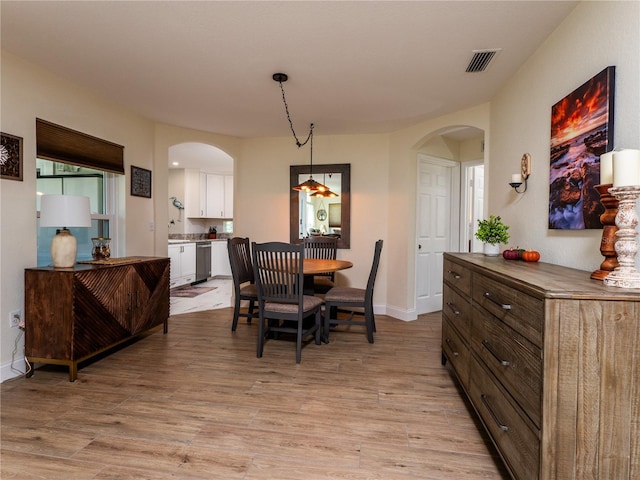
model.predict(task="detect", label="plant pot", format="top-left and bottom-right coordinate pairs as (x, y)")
top-left (208, 233), bottom-right (217, 239)
top-left (483, 243), bottom-right (500, 256)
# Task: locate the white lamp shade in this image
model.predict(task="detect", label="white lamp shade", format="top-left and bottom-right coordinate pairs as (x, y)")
top-left (40, 195), bottom-right (92, 228)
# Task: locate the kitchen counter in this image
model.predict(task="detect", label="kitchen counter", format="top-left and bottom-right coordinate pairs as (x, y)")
top-left (168, 238), bottom-right (228, 244)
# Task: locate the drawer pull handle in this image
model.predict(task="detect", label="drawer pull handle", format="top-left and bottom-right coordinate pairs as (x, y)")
top-left (445, 338), bottom-right (459, 356)
top-left (481, 394), bottom-right (509, 431)
top-left (447, 270), bottom-right (461, 279)
top-left (446, 302), bottom-right (460, 316)
top-left (482, 340), bottom-right (510, 366)
top-left (483, 292), bottom-right (512, 310)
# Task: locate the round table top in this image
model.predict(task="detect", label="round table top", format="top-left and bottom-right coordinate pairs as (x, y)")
top-left (303, 258), bottom-right (353, 275)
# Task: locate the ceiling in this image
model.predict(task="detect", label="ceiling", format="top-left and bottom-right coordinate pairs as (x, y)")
top-left (1, 1), bottom-right (578, 168)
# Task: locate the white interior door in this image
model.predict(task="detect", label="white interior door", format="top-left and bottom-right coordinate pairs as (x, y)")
top-left (416, 157), bottom-right (458, 314)
top-left (461, 163), bottom-right (485, 253)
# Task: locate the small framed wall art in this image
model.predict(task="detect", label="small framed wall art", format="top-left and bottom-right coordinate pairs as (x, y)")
top-left (131, 165), bottom-right (152, 198)
top-left (1, 132), bottom-right (24, 181)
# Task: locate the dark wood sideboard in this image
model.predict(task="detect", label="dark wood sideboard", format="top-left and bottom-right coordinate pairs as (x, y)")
top-left (24, 257), bottom-right (170, 381)
top-left (441, 252), bottom-right (640, 480)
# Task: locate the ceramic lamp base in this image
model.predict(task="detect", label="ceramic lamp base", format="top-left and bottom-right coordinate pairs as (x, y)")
top-left (51, 229), bottom-right (78, 268)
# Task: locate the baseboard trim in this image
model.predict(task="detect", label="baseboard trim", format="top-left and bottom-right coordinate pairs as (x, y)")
top-left (1, 359), bottom-right (27, 383)
top-left (378, 304), bottom-right (417, 321)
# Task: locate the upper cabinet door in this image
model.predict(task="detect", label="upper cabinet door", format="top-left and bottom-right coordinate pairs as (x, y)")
top-left (206, 173), bottom-right (225, 218)
top-left (224, 175), bottom-right (233, 218)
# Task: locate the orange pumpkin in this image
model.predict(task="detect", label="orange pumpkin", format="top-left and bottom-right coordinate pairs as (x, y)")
top-left (522, 250), bottom-right (540, 262)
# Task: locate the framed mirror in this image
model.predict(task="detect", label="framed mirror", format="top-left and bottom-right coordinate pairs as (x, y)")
top-left (290, 163), bottom-right (350, 248)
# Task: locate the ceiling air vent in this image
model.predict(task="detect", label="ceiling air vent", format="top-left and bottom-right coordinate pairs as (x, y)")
top-left (465, 49), bottom-right (501, 73)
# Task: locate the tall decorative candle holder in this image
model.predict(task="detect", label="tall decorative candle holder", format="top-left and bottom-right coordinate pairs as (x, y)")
top-left (590, 184), bottom-right (619, 280)
top-left (603, 186), bottom-right (640, 289)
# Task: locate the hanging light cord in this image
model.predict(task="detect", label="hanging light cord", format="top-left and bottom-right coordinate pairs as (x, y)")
top-left (309, 126), bottom-right (314, 175)
top-left (276, 79), bottom-right (313, 148)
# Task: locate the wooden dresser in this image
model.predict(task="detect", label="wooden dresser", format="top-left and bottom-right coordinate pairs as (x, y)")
top-left (25, 257), bottom-right (170, 381)
top-left (441, 253), bottom-right (639, 480)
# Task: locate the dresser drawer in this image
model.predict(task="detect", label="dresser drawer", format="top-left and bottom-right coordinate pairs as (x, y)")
top-left (471, 305), bottom-right (542, 428)
top-left (443, 257), bottom-right (471, 296)
top-left (473, 273), bottom-right (544, 347)
top-left (442, 284), bottom-right (472, 341)
top-left (442, 317), bottom-right (470, 387)
top-left (469, 354), bottom-right (540, 480)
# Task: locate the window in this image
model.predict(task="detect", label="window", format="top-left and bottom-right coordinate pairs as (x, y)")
top-left (36, 159), bottom-right (117, 266)
top-left (35, 119), bottom-right (123, 267)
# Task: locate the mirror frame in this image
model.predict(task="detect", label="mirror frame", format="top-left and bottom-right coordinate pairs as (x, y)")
top-left (290, 163), bottom-right (350, 248)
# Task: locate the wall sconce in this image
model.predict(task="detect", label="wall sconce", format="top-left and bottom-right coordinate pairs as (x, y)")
top-left (509, 153), bottom-right (531, 193)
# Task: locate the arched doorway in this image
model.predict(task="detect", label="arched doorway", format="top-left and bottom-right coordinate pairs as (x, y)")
top-left (166, 142), bottom-right (235, 315)
top-left (414, 126), bottom-right (485, 315)
top-left (167, 142), bottom-right (234, 236)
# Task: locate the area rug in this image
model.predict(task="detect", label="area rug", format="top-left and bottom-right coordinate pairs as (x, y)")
top-left (170, 286), bottom-right (217, 298)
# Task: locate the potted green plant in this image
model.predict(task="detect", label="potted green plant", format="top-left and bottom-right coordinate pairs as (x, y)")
top-left (475, 215), bottom-right (510, 256)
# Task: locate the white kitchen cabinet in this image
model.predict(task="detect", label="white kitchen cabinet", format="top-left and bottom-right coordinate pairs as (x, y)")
top-left (206, 173), bottom-right (225, 218)
top-left (184, 169), bottom-right (206, 218)
top-left (169, 243), bottom-right (196, 288)
top-left (184, 169), bottom-right (233, 219)
top-left (224, 174), bottom-right (233, 218)
top-left (211, 241), bottom-right (232, 277)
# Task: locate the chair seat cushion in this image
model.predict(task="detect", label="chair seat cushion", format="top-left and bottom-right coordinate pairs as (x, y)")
top-left (240, 283), bottom-right (258, 297)
top-left (324, 287), bottom-right (365, 303)
top-left (265, 295), bottom-right (323, 314)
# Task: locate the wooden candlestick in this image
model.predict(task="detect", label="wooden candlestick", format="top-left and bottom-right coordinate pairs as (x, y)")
top-left (603, 186), bottom-right (640, 289)
top-left (591, 184), bottom-right (619, 280)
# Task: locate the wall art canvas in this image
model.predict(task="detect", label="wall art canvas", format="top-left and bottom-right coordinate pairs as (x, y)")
top-left (549, 66), bottom-right (615, 229)
top-left (1, 132), bottom-right (23, 181)
top-left (131, 165), bottom-right (152, 198)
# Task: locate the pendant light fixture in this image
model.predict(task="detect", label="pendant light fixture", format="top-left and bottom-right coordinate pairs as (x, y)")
top-left (311, 173), bottom-right (339, 198)
top-left (273, 72), bottom-right (331, 194)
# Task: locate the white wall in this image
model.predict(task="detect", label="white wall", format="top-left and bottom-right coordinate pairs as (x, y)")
top-left (488, 1), bottom-right (640, 271)
top-left (235, 134), bottom-right (391, 309)
top-left (387, 104), bottom-right (492, 315)
top-left (153, 123), bottom-right (242, 256)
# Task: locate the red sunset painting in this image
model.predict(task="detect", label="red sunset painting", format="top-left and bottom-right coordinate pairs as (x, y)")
top-left (549, 66), bottom-right (615, 230)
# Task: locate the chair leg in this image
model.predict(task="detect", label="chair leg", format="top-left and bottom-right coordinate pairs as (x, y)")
top-left (369, 300), bottom-right (376, 332)
top-left (247, 299), bottom-right (255, 324)
top-left (257, 313), bottom-right (265, 358)
top-left (314, 310), bottom-right (322, 345)
top-left (296, 319), bottom-right (303, 364)
top-left (365, 308), bottom-right (374, 344)
top-left (323, 302), bottom-right (333, 342)
top-left (232, 295), bottom-right (241, 332)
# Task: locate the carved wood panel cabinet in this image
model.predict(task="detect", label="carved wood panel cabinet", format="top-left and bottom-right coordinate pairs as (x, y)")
top-left (24, 257), bottom-right (170, 381)
top-left (442, 253), bottom-right (640, 480)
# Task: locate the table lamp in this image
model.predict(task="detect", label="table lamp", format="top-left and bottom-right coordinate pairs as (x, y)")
top-left (40, 194), bottom-right (92, 268)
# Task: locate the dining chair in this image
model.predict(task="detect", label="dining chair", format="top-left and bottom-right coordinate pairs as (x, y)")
top-left (303, 236), bottom-right (338, 293)
top-left (323, 239), bottom-right (383, 343)
top-left (227, 237), bottom-right (258, 332)
top-left (252, 241), bottom-right (323, 363)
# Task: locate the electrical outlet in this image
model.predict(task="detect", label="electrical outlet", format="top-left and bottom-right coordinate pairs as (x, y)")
top-left (9, 310), bottom-right (22, 328)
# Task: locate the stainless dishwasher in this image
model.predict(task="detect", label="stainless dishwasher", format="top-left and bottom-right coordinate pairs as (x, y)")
top-left (194, 241), bottom-right (212, 284)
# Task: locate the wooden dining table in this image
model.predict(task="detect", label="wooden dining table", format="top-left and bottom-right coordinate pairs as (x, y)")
top-left (302, 258), bottom-right (353, 294)
top-left (303, 258), bottom-right (353, 276)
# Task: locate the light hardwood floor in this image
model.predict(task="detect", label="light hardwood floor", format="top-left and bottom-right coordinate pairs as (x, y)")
top-left (1, 309), bottom-right (510, 479)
